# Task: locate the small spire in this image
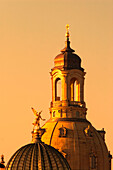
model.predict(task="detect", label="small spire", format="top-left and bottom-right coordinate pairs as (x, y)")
top-left (1, 155), bottom-right (5, 165)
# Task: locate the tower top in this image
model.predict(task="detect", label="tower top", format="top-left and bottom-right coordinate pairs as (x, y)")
top-left (54, 25), bottom-right (84, 71)
top-left (61, 24), bottom-right (75, 53)
top-left (50, 25), bottom-right (86, 119)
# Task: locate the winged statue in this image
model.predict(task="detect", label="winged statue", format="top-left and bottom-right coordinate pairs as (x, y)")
top-left (31, 107), bottom-right (46, 130)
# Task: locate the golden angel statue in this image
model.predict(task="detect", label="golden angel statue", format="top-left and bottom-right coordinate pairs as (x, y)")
top-left (31, 107), bottom-right (46, 130)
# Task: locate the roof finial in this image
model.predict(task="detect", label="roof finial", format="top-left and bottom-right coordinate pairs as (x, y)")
top-left (65, 24), bottom-right (70, 41)
top-left (61, 24), bottom-right (75, 53)
top-left (31, 107), bottom-right (46, 131)
top-left (31, 107), bottom-right (46, 143)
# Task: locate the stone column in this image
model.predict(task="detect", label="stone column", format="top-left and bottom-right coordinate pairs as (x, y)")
top-left (62, 74), bottom-right (68, 106)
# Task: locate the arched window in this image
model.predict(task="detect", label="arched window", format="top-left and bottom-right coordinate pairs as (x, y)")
top-left (70, 78), bottom-right (80, 101)
top-left (90, 154), bottom-right (97, 169)
top-left (55, 78), bottom-right (62, 101)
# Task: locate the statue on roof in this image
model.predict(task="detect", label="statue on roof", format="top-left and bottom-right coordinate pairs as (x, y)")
top-left (31, 107), bottom-right (46, 130)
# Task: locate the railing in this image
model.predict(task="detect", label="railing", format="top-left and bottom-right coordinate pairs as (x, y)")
top-left (69, 101), bottom-right (85, 107)
top-left (50, 101), bottom-right (85, 107)
top-left (51, 101), bottom-right (62, 107)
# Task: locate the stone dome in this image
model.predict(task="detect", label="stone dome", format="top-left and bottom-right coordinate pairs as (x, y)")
top-left (6, 130), bottom-right (71, 170)
top-left (53, 40), bottom-right (84, 71)
top-left (41, 118), bottom-right (110, 170)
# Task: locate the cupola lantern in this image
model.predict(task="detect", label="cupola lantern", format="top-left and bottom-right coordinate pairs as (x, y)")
top-left (50, 25), bottom-right (86, 119)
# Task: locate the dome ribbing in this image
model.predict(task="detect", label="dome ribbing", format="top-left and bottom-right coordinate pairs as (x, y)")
top-left (6, 141), bottom-right (70, 170)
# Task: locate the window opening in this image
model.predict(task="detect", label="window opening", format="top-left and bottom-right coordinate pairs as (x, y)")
top-left (59, 126), bottom-right (67, 137)
top-left (53, 111), bottom-right (55, 117)
top-left (55, 78), bottom-right (62, 101)
top-left (90, 155), bottom-right (97, 169)
top-left (70, 78), bottom-right (80, 101)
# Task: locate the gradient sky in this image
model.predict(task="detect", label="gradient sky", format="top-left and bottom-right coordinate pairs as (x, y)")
top-left (0, 0), bottom-right (113, 165)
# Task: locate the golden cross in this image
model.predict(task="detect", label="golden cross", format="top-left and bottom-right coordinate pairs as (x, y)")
top-left (65, 24), bottom-right (69, 39)
top-left (66, 24), bottom-right (69, 31)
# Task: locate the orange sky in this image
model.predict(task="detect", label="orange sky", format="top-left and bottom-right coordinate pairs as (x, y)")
top-left (0, 0), bottom-right (113, 165)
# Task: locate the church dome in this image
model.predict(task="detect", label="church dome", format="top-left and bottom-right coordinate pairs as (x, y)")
top-left (41, 118), bottom-right (110, 170)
